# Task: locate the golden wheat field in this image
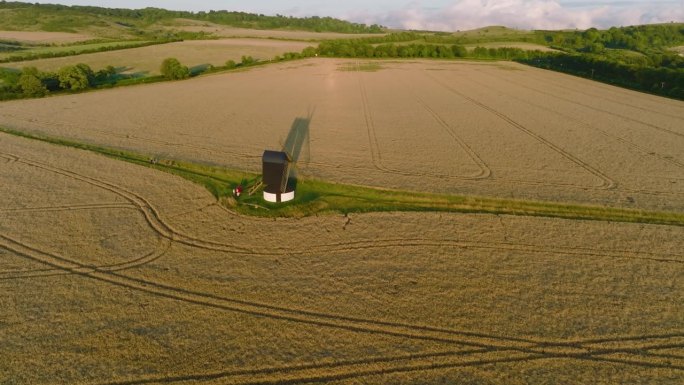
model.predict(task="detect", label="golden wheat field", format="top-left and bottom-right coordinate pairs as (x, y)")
top-left (1, 38), bottom-right (313, 74)
top-left (1, 130), bottom-right (683, 384)
top-left (2, 55), bottom-right (684, 384)
top-left (1, 58), bottom-right (683, 211)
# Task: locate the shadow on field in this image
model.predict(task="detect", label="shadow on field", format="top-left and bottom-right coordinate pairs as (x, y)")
top-left (282, 110), bottom-right (313, 191)
top-left (190, 63), bottom-right (212, 76)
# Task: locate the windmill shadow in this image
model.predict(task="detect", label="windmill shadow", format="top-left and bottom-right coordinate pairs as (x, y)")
top-left (281, 110), bottom-right (313, 190)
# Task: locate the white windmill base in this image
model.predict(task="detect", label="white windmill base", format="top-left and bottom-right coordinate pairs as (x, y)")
top-left (263, 190), bottom-right (295, 203)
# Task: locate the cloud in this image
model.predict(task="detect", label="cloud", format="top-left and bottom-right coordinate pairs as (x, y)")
top-left (348, 0), bottom-right (684, 31)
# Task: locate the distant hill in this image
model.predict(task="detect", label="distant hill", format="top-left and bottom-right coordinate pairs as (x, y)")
top-left (0, 1), bottom-right (384, 37)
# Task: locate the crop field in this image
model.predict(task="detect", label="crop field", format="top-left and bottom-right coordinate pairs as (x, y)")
top-left (0, 38), bottom-right (313, 74)
top-left (1, 58), bottom-right (683, 211)
top-left (1, 2), bottom-right (680, 382)
top-left (0, 30), bottom-right (93, 44)
top-left (1, 131), bottom-right (683, 384)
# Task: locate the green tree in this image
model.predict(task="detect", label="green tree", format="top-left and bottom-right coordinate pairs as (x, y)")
top-left (451, 45), bottom-right (467, 57)
top-left (302, 46), bottom-right (317, 57)
top-left (225, 59), bottom-right (237, 69)
top-left (240, 55), bottom-right (255, 66)
top-left (160, 57), bottom-right (190, 80)
top-left (18, 67), bottom-right (48, 97)
top-left (58, 63), bottom-right (93, 91)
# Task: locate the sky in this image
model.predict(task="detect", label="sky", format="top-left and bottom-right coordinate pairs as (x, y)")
top-left (28, 0), bottom-right (684, 31)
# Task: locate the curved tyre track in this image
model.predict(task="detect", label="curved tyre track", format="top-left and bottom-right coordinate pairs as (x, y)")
top-left (464, 73), bottom-right (684, 172)
top-left (411, 92), bottom-right (491, 179)
top-left (423, 72), bottom-right (616, 190)
top-left (98, 342), bottom-right (684, 385)
top-left (3, 152), bottom-right (683, 267)
top-left (511, 68), bottom-right (684, 122)
top-left (94, 339), bottom-right (684, 384)
top-left (2, 233), bottom-right (683, 384)
top-left (0, 153), bottom-right (18, 164)
top-left (2, 152), bottom-right (255, 255)
top-left (444, 72), bottom-right (684, 199)
top-left (0, 237), bottom-right (171, 280)
top-left (1, 151), bottom-right (682, 382)
top-left (357, 67), bottom-right (490, 181)
top-left (5, 151), bottom-right (680, 270)
top-left (98, 349), bottom-right (540, 385)
top-left (481, 68), bottom-right (684, 139)
top-left (0, 203), bottom-right (136, 214)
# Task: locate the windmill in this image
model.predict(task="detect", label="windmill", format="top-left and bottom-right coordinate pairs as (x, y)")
top-left (261, 110), bottom-right (313, 203)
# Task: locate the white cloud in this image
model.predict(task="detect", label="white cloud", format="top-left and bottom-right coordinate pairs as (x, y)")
top-left (350, 0), bottom-right (684, 31)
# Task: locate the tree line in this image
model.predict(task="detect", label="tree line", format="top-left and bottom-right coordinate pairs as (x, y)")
top-left (0, 1), bottom-right (384, 33)
top-left (541, 24), bottom-right (684, 55)
top-left (519, 53), bottom-right (684, 99)
top-left (0, 39), bottom-right (179, 64)
top-left (317, 40), bottom-right (539, 60)
top-left (0, 46), bottom-right (317, 100)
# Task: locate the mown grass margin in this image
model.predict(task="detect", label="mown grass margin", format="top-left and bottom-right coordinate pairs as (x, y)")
top-left (2, 126), bottom-right (683, 226)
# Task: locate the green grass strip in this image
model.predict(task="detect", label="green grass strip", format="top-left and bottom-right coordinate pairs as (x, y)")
top-left (2, 126), bottom-right (683, 226)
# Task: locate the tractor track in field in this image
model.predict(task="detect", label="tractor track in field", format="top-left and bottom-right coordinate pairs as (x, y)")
top-left (359, 69), bottom-right (606, 191)
top-left (2, 150), bottom-right (682, 278)
top-left (0, 153), bottom-right (18, 164)
top-left (431, 73), bottom-right (684, 198)
top-left (517, 69), bottom-right (684, 122)
top-left (1, 152), bottom-right (256, 255)
top-left (289, 237), bottom-right (684, 264)
top-left (357, 68), bottom-right (490, 181)
top-left (0, 203), bottom-right (136, 214)
top-left (460, 72), bottom-right (684, 173)
top-left (2, 232), bottom-right (683, 385)
top-left (408, 88), bottom-right (491, 179)
top-left (481, 68), bottom-right (684, 139)
top-left (97, 348), bottom-right (538, 385)
top-left (97, 341), bottom-right (684, 385)
top-left (2, 152), bottom-right (683, 382)
top-left (423, 72), bottom-right (617, 191)
top-left (2, 151), bottom-right (683, 284)
top-left (0, 237), bottom-right (171, 280)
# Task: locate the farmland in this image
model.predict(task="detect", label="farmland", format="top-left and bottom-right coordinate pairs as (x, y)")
top-left (2, 131), bottom-right (683, 384)
top-left (1, 59), bottom-right (683, 211)
top-left (0, 30), bottom-right (93, 44)
top-left (1, 6), bottom-right (684, 383)
top-left (1, 38), bottom-right (313, 74)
